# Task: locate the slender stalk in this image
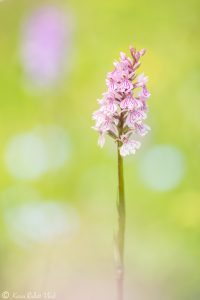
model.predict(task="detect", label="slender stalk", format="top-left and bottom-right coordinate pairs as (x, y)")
top-left (116, 142), bottom-right (125, 300)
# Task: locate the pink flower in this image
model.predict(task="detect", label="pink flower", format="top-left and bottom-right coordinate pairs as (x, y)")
top-left (120, 138), bottom-right (141, 157)
top-left (21, 5), bottom-right (72, 89)
top-left (92, 110), bottom-right (113, 132)
top-left (142, 86), bottom-right (151, 98)
top-left (135, 73), bottom-right (148, 87)
top-left (120, 95), bottom-right (135, 110)
top-left (102, 94), bottom-right (118, 113)
top-left (120, 96), bottom-right (142, 110)
top-left (126, 110), bottom-right (146, 127)
top-left (92, 46), bottom-right (151, 156)
top-left (135, 123), bottom-right (151, 136)
top-left (120, 79), bottom-right (133, 92)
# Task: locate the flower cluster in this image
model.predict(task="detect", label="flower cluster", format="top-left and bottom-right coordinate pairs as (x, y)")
top-left (92, 46), bottom-right (151, 157)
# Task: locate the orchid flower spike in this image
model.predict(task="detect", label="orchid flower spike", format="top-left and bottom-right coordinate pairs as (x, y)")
top-left (92, 46), bottom-right (151, 157)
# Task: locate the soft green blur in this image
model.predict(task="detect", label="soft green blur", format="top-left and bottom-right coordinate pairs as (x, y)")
top-left (0, 0), bottom-right (200, 299)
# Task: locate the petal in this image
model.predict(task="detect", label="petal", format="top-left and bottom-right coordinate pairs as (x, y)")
top-left (98, 134), bottom-right (105, 148)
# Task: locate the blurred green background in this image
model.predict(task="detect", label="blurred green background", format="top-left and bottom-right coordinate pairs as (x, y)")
top-left (0, 0), bottom-right (200, 299)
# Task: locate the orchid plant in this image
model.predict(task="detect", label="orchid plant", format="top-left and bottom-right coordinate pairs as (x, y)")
top-left (92, 46), bottom-right (151, 300)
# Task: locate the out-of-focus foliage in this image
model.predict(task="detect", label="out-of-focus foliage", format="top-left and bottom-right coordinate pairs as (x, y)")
top-left (0, 0), bottom-right (200, 299)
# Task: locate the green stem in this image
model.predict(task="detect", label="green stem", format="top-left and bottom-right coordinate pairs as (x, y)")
top-left (117, 143), bottom-right (125, 300)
